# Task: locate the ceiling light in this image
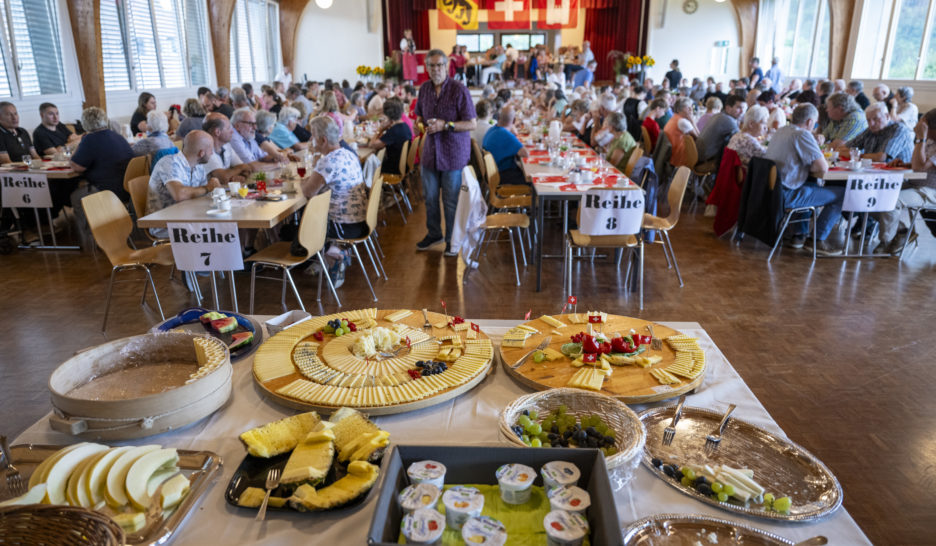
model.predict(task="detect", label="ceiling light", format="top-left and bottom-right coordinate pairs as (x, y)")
top-left (316, 0), bottom-right (333, 8)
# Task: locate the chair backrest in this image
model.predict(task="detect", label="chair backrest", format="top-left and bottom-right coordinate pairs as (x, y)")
top-left (365, 175), bottom-right (384, 231)
top-left (471, 138), bottom-right (487, 180)
top-left (123, 155), bottom-right (150, 191)
top-left (127, 175), bottom-right (150, 220)
top-left (483, 151), bottom-right (499, 189)
top-left (663, 166), bottom-right (691, 228)
top-left (375, 148), bottom-right (386, 163)
top-left (624, 147), bottom-right (643, 178)
top-left (767, 165), bottom-right (778, 191)
top-left (297, 189), bottom-right (332, 256)
top-left (405, 134), bottom-right (419, 172)
top-left (397, 139), bottom-right (410, 176)
top-left (641, 126), bottom-right (652, 153)
top-left (680, 134), bottom-right (698, 169)
top-left (81, 190), bottom-right (133, 266)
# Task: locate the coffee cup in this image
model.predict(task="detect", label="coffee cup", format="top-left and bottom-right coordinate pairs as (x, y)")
top-left (228, 181), bottom-right (241, 196)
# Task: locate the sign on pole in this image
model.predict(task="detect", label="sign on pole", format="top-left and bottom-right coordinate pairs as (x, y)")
top-left (842, 173), bottom-right (903, 212)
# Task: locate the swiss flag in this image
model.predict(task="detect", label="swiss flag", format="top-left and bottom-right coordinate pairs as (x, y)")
top-left (485, 0), bottom-right (531, 30)
top-left (567, 296), bottom-right (577, 305)
top-left (535, 0), bottom-right (578, 29)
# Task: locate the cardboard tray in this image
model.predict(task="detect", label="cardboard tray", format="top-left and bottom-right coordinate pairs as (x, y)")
top-left (366, 444), bottom-right (623, 545)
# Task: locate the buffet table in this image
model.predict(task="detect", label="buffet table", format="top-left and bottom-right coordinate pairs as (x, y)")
top-left (13, 319), bottom-right (871, 544)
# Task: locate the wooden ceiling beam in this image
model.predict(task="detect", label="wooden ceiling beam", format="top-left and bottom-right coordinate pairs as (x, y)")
top-left (65, 0), bottom-right (106, 109)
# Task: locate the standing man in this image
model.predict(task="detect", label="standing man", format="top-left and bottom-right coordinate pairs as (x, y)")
top-left (582, 41), bottom-right (595, 65)
top-left (664, 60), bottom-right (682, 92)
top-left (414, 49), bottom-right (477, 255)
top-left (749, 57), bottom-right (763, 89)
top-left (765, 57), bottom-right (783, 94)
top-left (572, 60), bottom-right (597, 89)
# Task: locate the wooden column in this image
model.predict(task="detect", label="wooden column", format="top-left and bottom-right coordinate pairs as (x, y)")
top-left (207, 0), bottom-right (237, 88)
top-left (66, 0), bottom-right (105, 109)
top-left (730, 0), bottom-right (758, 78)
top-left (279, 0), bottom-right (310, 78)
top-left (827, 0), bottom-right (856, 79)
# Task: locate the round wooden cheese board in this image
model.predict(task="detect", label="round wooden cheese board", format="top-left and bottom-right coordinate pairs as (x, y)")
top-left (252, 309), bottom-right (495, 416)
top-left (499, 314), bottom-right (705, 404)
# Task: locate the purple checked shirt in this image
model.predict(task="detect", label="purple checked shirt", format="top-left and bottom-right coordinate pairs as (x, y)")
top-left (415, 77), bottom-right (476, 172)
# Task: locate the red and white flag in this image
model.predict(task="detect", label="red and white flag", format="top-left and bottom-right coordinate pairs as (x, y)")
top-left (536, 0), bottom-right (578, 29)
top-left (485, 0), bottom-right (531, 30)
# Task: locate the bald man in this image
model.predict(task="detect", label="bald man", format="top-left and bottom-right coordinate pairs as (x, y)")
top-left (481, 105), bottom-right (529, 186)
top-left (145, 130), bottom-right (220, 238)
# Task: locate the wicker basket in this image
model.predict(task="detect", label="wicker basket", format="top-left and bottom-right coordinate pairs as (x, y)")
top-left (0, 504), bottom-right (125, 545)
top-left (500, 388), bottom-right (646, 485)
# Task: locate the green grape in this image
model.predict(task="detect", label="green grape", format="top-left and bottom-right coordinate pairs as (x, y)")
top-left (528, 423), bottom-right (543, 435)
top-left (528, 410), bottom-right (538, 420)
top-left (711, 482), bottom-right (723, 493)
top-left (681, 467), bottom-right (695, 480)
top-left (717, 492), bottom-right (728, 502)
top-left (323, 325), bottom-right (334, 333)
top-left (558, 404), bottom-right (568, 414)
top-left (773, 496), bottom-right (791, 513)
top-left (763, 493), bottom-right (774, 505)
top-left (533, 351), bottom-right (545, 363)
top-left (680, 477), bottom-right (692, 487)
top-left (521, 434), bottom-right (530, 444)
top-left (341, 327), bottom-right (350, 335)
top-left (530, 437), bottom-right (542, 447)
top-left (721, 484), bottom-right (735, 496)
top-left (605, 447), bottom-right (617, 456)
top-left (518, 415), bottom-right (533, 428)
top-left (335, 328), bottom-right (344, 337)
top-left (538, 433), bottom-right (549, 443)
top-left (341, 319), bottom-right (348, 327)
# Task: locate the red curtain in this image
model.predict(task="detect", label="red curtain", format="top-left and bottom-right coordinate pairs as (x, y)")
top-left (383, 0), bottom-right (431, 57)
top-left (583, 0), bottom-right (648, 81)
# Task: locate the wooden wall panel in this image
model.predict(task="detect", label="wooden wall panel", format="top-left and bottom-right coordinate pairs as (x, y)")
top-left (65, 0), bottom-right (105, 109)
top-left (279, 0), bottom-right (310, 78)
top-left (207, 0), bottom-right (237, 88)
top-left (730, 0), bottom-right (758, 79)
top-left (828, 0), bottom-right (856, 79)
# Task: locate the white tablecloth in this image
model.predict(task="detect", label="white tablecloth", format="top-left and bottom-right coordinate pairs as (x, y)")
top-left (14, 320), bottom-right (870, 545)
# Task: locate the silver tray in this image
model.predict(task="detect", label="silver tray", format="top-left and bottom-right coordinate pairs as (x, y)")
top-left (638, 406), bottom-right (842, 522)
top-left (1, 443), bottom-right (222, 545)
top-left (622, 513), bottom-right (796, 545)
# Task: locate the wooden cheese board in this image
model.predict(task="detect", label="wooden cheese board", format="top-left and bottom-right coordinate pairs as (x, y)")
top-left (252, 309), bottom-right (495, 416)
top-left (499, 314), bottom-right (705, 404)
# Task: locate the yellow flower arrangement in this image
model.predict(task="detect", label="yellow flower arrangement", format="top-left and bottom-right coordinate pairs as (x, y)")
top-left (356, 65), bottom-right (373, 76)
top-left (373, 67), bottom-right (385, 76)
top-left (624, 55), bottom-right (655, 70)
top-left (643, 55), bottom-right (655, 67)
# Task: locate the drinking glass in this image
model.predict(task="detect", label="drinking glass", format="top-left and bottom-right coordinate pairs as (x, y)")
top-left (21, 155), bottom-right (32, 169)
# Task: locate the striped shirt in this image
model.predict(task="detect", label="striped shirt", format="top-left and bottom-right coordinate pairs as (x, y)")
top-left (821, 109), bottom-right (867, 143)
top-left (846, 122), bottom-right (913, 163)
top-left (415, 77), bottom-right (476, 172)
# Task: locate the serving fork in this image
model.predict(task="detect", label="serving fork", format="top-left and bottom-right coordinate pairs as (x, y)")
top-left (704, 403), bottom-right (737, 453)
top-left (662, 394), bottom-right (687, 446)
top-left (511, 336), bottom-right (551, 369)
top-left (0, 436), bottom-right (25, 497)
top-left (647, 324), bottom-right (663, 351)
top-left (421, 309), bottom-right (432, 333)
top-left (255, 467), bottom-right (281, 521)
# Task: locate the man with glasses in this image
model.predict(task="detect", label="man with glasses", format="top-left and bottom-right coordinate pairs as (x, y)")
top-left (229, 107), bottom-right (284, 166)
top-left (414, 49), bottom-right (477, 255)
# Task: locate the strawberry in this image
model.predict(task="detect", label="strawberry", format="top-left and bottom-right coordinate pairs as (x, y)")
top-left (312, 331), bottom-right (324, 341)
top-left (582, 336), bottom-right (599, 354)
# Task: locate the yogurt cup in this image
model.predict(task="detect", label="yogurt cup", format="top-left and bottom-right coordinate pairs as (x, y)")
top-left (495, 463), bottom-right (536, 504)
top-left (398, 483), bottom-right (441, 514)
top-left (461, 515), bottom-right (507, 546)
top-left (541, 461), bottom-right (581, 493)
top-left (544, 510), bottom-right (589, 546)
top-left (400, 508), bottom-right (445, 545)
top-left (441, 485), bottom-right (484, 530)
top-left (547, 485), bottom-right (591, 515)
top-left (407, 460), bottom-right (447, 489)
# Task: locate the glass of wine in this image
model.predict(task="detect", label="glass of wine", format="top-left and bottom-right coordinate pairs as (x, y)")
top-left (297, 165), bottom-right (307, 178)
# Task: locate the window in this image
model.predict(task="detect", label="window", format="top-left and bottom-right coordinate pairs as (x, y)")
top-left (455, 33), bottom-right (495, 53)
top-left (229, 0), bottom-right (282, 84)
top-left (756, 0), bottom-right (830, 79)
top-left (501, 34), bottom-right (530, 51)
top-left (100, 0), bottom-right (213, 92)
top-left (852, 0), bottom-right (936, 80)
top-left (0, 0), bottom-right (67, 98)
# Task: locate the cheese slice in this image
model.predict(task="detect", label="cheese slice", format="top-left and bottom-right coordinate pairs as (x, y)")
top-left (539, 315), bottom-right (565, 328)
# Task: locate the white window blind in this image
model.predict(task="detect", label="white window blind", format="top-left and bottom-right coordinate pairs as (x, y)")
top-left (183, 0), bottom-right (210, 86)
top-left (152, 0), bottom-right (186, 88)
top-left (0, 0), bottom-right (67, 98)
top-left (100, 0), bottom-right (131, 91)
top-left (126, 0), bottom-right (160, 88)
top-left (229, 0), bottom-right (281, 84)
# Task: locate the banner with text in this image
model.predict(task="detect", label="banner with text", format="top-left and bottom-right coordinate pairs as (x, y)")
top-left (842, 172), bottom-right (903, 212)
top-left (1, 172), bottom-right (52, 209)
top-left (579, 188), bottom-right (644, 236)
top-left (167, 222), bottom-right (243, 272)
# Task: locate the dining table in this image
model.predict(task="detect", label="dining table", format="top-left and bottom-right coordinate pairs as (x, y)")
top-left (0, 160), bottom-right (82, 251)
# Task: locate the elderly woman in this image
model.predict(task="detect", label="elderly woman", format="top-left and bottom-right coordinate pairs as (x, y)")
top-left (726, 105), bottom-right (768, 167)
top-left (350, 91), bottom-right (367, 120)
top-left (300, 115), bottom-right (369, 285)
top-left (368, 98), bottom-right (412, 175)
top-left (270, 107), bottom-right (308, 151)
top-left (891, 86), bottom-right (918, 130)
top-left (131, 111), bottom-right (173, 156)
top-left (69, 107), bottom-right (134, 203)
top-left (254, 110), bottom-right (287, 161)
top-left (844, 102), bottom-right (913, 163)
top-left (175, 99), bottom-right (205, 139)
top-left (597, 112), bottom-right (637, 172)
top-left (663, 97), bottom-right (699, 167)
top-left (562, 99), bottom-right (593, 142)
top-left (697, 97), bottom-right (722, 131)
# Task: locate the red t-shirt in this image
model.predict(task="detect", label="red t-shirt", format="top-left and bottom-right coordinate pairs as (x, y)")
top-left (642, 116), bottom-right (660, 151)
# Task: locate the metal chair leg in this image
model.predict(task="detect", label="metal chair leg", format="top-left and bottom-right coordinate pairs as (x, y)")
top-left (144, 266), bottom-right (165, 320)
top-left (371, 231), bottom-right (385, 258)
top-left (515, 227), bottom-right (527, 266)
top-left (662, 230), bottom-right (684, 287)
top-left (284, 267), bottom-right (306, 312)
top-left (249, 263), bottom-right (257, 314)
top-left (639, 241), bottom-right (645, 310)
top-left (280, 268), bottom-right (288, 311)
top-left (101, 266), bottom-right (118, 332)
top-left (317, 252), bottom-right (341, 306)
top-left (140, 270), bottom-right (149, 305)
top-left (352, 245), bottom-right (378, 301)
top-left (366, 237), bottom-right (388, 279)
top-left (390, 187), bottom-right (408, 224)
top-left (810, 209), bottom-right (817, 261)
top-left (360, 240), bottom-right (381, 280)
top-left (767, 211), bottom-right (794, 262)
top-left (899, 208), bottom-right (921, 261)
top-left (508, 229), bottom-right (520, 286)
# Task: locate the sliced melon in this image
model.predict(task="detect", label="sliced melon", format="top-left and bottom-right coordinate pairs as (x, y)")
top-left (112, 511), bottom-right (146, 533)
top-left (105, 445), bottom-right (161, 508)
top-left (85, 446), bottom-right (132, 506)
top-left (280, 428), bottom-right (335, 485)
top-left (0, 483), bottom-right (47, 507)
top-left (42, 443), bottom-right (108, 505)
top-left (199, 311), bottom-right (227, 324)
top-left (211, 316), bottom-right (237, 333)
top-left (29, 443), bottom-right (86, 489)
top-left (125, 448), bottom-right (179, 510)
top-left (289, 461), bottom-right (379, 511)
top-left (159, 473), bottom-right (190, 509)
top-left (65, 452), bottom-right (102, 507)
top-left (229, 331), bottom-right (253, 350)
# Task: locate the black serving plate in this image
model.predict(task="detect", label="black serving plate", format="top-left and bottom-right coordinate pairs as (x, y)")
top-left (151, 307), bottom-right (263, 361)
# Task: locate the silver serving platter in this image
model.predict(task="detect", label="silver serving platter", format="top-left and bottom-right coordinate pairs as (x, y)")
top-left (622, 513), bottom-right (796, 545)
top-left (1, 443), bottom-right (222, 545)
top-left (638, 406), bottom-right (842, 522)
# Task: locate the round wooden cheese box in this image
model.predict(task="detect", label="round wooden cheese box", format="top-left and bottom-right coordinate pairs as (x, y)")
top-left (48, 332), bottom-right (232, 440)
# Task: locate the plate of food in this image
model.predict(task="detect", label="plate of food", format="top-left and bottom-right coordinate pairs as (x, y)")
top-left (499, 312), bottom-right (705, 404)
top-left (151, 307), bottom-right (262, 361)
top-left (639, 406), bottom-right (842, 522)
top-left (225, 408), bottom-right (388, 513)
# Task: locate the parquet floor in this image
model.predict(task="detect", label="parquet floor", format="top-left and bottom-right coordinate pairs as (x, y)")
top-left (1, 201), bottom-right (934, 545)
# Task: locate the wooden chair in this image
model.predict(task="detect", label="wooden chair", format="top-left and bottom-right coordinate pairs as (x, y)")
top-left (462, 169), bottom-right (529, 287)
top-left (470, 138), bottom-right (487, 196)
top-left (331, 176), bottom-right (387, 302)
top-left (624, 147), bottom-right (644, 179)
top-left (564, 187), bottom-right (645, 309)
top-left (81, 190), bottom-right (174, 331)
top-left (123, 155), bottom-right (150, 193)
top-left (765, 164), bottom-right (817, 262)
top-left (246, 190), bottom-right (338, 313)
top-left (482, 152), bottom-right (532, 210)
top-left (381, 140), bottom-right (411, 223)
top-left (126, 176), bottom-right (165, 245)
top-left (642, 166), bottom-right (690, 287)
top-left (641, 126), bottom-right (652, 153)
top-left (405, 133), bottom-right (422, 200)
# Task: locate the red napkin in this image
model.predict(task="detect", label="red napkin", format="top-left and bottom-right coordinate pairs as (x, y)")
top-left (522, 158), bottom-right (550, 165)
top-left (828, 166), bottom-right (846, 171)
top-left (46, 167), bottom-right (70, 171)
top-left (528, 150), bottom-right (549, 157)
top-left (559, 184), bottom-right (579, 192)
top-left (534, 175), bottom-right (567, 183)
